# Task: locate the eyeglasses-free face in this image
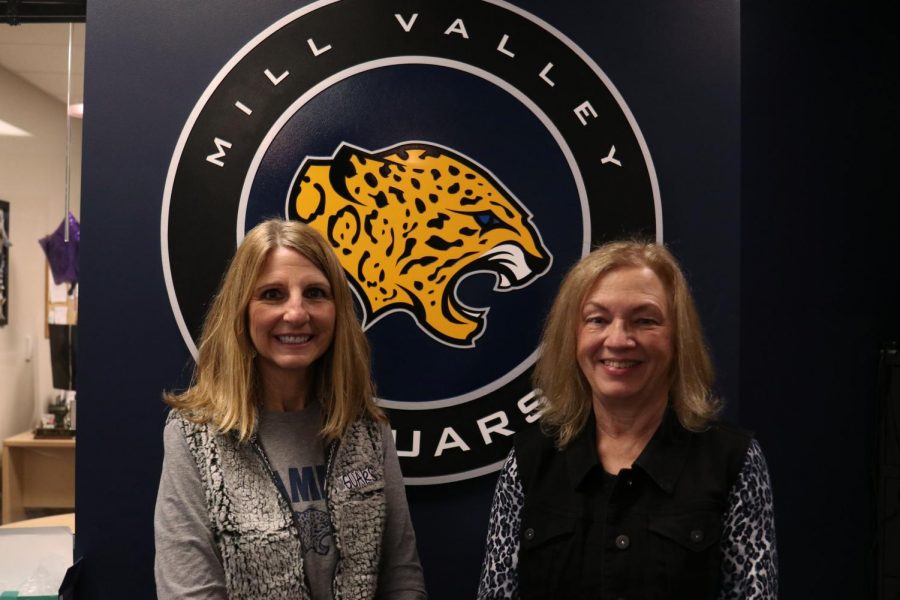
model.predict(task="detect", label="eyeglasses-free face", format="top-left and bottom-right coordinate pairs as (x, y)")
top-left (576, 265), bottom-right (674, 412)
top-left (247, 247), bottom-right (336, 400)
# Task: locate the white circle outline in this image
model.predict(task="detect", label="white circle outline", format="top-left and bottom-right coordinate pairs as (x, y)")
top-left (158, 0), bottom-right (663, 484)
top-left (236, 57), bottom-right (579, 410)
top-left (161, 0), bottom-right (662, 367)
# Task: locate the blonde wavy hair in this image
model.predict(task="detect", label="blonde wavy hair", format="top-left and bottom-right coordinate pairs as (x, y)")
top-left (534, 240), bottom-right (720, 447)
top-left (165, 219), bottom-right (383, 441)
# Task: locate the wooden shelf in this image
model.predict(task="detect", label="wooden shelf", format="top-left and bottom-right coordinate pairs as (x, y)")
top-left (2, 431), bottom-right (76, 524)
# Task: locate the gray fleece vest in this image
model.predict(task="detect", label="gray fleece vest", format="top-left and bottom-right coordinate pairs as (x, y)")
top-left (173, 412), bottom-right (387, 600)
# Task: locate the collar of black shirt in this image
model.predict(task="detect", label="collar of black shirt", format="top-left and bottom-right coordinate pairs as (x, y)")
top-left (565, 407), bottom-right (691, 495)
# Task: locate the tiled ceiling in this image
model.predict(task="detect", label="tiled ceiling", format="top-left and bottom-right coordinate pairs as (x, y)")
top-left (0, 23), bottom-right (85, 105)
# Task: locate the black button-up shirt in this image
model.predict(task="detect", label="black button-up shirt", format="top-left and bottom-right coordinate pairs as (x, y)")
top-left (513, 410), bottom-right (751, 600)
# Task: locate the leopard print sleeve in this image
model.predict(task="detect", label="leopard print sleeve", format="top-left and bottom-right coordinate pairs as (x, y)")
top-left (718, 438), bottom-right (779, 599)
top-left (477, 449), bottom-right (524, 600)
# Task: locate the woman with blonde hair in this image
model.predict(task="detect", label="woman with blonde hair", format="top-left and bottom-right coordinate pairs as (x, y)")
top-left (154, 219), bottom-right (425, 599)
top-left (478, 240), bottom-right (777, 599)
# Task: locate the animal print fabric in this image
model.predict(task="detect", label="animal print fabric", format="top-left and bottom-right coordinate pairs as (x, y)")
top-left (177, 414), bottom-right (310, 599)
top-left (718, 439), bottom-right (778, 599)
top-left (477, 439), bottom-right (778, 599)
top-left (327, 419), bottom-right (387, 600)
top-left (477, 450), bottom-right (523, 599)
top-left (175, 414), bottom-right (386, 600)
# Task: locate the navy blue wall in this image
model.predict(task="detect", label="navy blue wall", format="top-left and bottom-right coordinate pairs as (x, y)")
top-left (741, 3), bottom-right (900, 598)
top-left (76, 3), bottom-right (310, 597)
top-left (76, 2), bottom-right (739, 598)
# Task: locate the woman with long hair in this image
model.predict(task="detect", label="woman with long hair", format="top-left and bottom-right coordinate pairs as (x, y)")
top-left (155, 219), bottom-right (425, 599)
top-left (478, 241), bottom-right (777, 599)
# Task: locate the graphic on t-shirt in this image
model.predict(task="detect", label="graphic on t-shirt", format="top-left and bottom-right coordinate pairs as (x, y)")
top-left (296, 507), bottom-right (333, 555)
top-left (273, 463), bottom-right (334, 556)
top-left (273, 465), bottom-right (327, 502)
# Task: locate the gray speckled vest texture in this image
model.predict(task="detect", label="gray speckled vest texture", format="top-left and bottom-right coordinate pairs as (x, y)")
top-left (173, 412), bottom-right (386, 600)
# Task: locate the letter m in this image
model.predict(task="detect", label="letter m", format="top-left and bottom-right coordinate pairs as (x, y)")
top-left (206, 138), bottom-right (232, 167)
top-left (289, 466), bottom-right (322, 502)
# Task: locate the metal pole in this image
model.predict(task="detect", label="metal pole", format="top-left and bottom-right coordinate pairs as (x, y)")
top-left (64, 23), bottom-right (73, 242)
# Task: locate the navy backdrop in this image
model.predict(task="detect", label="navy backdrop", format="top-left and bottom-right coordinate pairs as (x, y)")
top-left (77, 1), bottom-right (740, 598)
top-left (740, 3), bottom-right (900, 598)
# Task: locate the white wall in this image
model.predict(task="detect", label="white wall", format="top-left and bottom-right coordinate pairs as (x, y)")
top-left (0, 64), bottom-right (81, 441)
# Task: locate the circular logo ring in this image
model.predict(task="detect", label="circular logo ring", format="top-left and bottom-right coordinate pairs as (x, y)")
top-left (161, 0), bottom-right (660, 483)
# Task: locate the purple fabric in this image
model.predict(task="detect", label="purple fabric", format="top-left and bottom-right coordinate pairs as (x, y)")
top-left (39, 212), bottom-right (80, 285)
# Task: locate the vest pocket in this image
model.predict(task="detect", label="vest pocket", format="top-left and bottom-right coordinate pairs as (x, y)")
top-left (518, 511), bottom-right (578, 598)
top-left (648, 507), bottom-right (723, 597)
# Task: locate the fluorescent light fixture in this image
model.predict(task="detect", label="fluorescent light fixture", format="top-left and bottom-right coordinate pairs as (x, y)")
top-left (67, 103), bottom-right (83, 119)
top-left (0, 118), bottom-right (32, 137)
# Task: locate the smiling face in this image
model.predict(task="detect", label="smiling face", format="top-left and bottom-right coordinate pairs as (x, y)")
top-left (576, 265), bottom-right (674, 412)
top-left (247, 247), bottom-right (336, 395)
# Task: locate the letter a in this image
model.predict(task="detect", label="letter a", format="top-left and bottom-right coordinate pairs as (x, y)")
top-left (434, 427), bottom-right (471, 457)
top-left (444, 18), bottom-right (469, 39)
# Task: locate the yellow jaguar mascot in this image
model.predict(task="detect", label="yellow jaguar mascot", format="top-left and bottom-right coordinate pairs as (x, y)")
top-left (291, 142), bottom-right (551, 346)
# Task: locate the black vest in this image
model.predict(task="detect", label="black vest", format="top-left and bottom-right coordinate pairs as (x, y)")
top-left (515, 410), bottom-right (751, 600)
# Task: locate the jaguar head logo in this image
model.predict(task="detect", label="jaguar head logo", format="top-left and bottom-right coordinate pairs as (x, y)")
top-left (289, 142), bottom-right (551, 347)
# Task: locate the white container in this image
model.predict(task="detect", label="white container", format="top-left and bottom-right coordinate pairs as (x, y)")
top-left (66, 391), bottom-right (76, 430)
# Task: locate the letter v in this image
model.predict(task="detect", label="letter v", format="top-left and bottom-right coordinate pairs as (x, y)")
top-left (395, 13), bottom-right (418, 32)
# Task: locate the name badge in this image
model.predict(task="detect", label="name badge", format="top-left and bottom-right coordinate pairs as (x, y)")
top-left (340, 467), bottom-right (378, 491)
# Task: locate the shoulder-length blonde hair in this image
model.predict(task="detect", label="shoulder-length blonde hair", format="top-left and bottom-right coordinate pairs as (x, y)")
top-left (534, 240), bottom-right (720, 447)
top-left (165, 219), bottom-right (383, 441)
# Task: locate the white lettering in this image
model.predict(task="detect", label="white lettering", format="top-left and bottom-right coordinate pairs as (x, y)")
top-left (205, 138), bottom-right (232, 167)
top-left (234, 101), bottom-right (252, 116)
top-left (264, 69), bottom-right (289, 86)
top-left (477, 411), bottom-right (514, 445)
top-left (393, 429), bottom-right (421, 458)
top-left (395, 13), bottom-right (418, 32)
top-left (517, 391), bottom-right (543, 424)
top-left (539, 62), bottom-right (556, 87)
top-left (434, 427), bottom-right (471, 457)
top-left (307, 38), bottom-right (332, 57)
top-left (444, 18), bottom-right (469, 39)
top-left (601, 145), bottom-right (622, 167)
top-left (574, 101), bottom-right (598, 126)
top-left (497, 34), bottom-right (515, 57)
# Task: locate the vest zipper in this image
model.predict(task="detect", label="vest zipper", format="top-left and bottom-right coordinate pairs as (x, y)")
top-left (249, 433), bottom-right (314, 594)
top-left (324, 437), bottom-right (342, 600)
